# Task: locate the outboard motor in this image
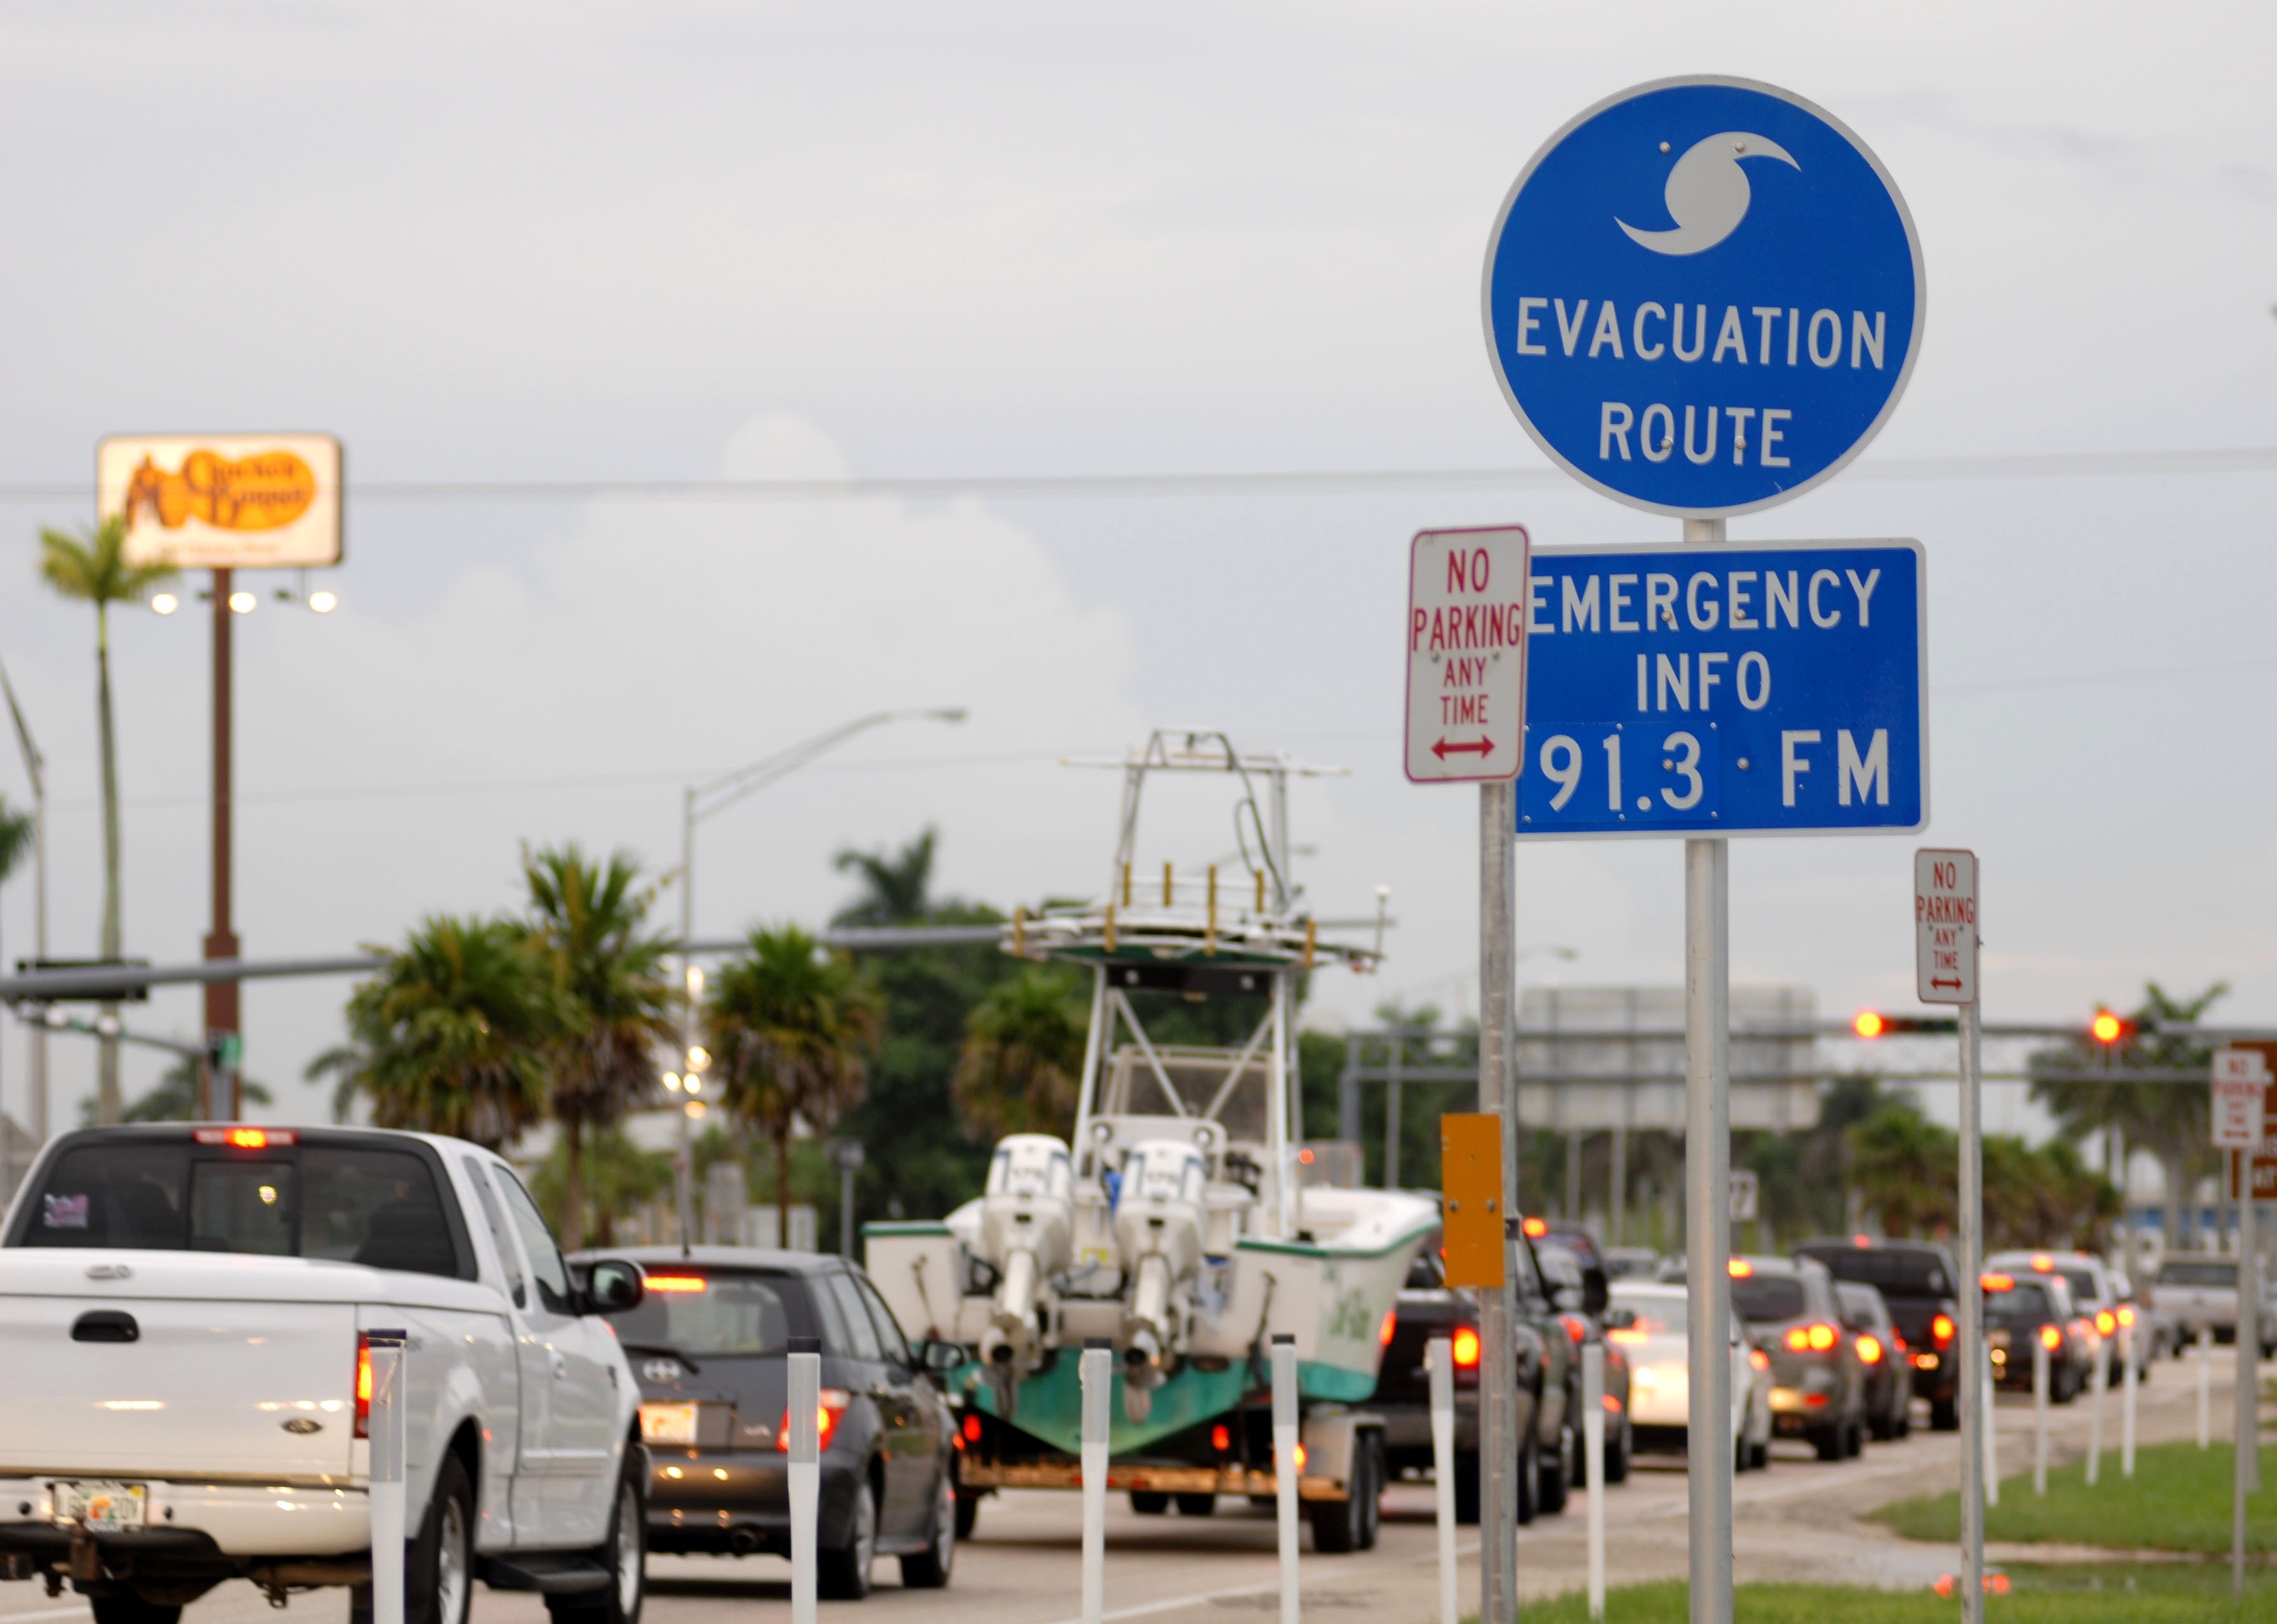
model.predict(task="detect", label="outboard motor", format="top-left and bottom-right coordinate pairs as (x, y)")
top-left (1112, 1137), bottom-right (1210, 1423)
top-left (975, 1133), bottom-right (1075, 1413)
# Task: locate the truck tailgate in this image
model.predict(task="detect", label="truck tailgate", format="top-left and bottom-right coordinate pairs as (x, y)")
top-left (0, 1252), bottom-right (360, 1480)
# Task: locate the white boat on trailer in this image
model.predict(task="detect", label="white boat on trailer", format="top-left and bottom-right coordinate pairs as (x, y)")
top-left (863, 730), bottom-right (1439, 1550)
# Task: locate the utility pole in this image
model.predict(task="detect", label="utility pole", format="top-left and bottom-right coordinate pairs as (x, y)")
top-left (203, 570), bottom-right (241, 1120)
top-left (0, 655), bottom-right (47, 1149)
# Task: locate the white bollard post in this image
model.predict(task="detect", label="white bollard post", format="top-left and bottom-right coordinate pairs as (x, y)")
top-left (1583, 1340), bottom-right (1605, 1623)
top-left (366, 1332), bottom-right (408, 1624)
top-left (2031, 1337), bottom-right (2048, 1496)
top-left (1428, 1339), bottom-right (1457, 1624)
top-left (788, 1337), bottom-right (820, 1624)
top-left (2121, 1322), bottom-right (2137, 1478)
top-left (2085, 1334), bottom-right (2107, 1487)
top-left (1271, 1335), bottom-right (1301, 1624)
top-left (1981, 1355), bottom-right (2000, 1509)
top-left (2200, 1324), bottom-right (2213, 1449)
top-left (1081, 1340), bottom-right (1111, 1624)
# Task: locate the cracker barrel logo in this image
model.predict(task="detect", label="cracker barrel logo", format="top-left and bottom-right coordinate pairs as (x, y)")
top-left (123, 449), bottom-right (317, 532)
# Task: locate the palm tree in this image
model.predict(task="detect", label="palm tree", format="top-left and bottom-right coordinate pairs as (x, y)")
top-left (1848, 1097), bottom-right (1957, 1240)
top-left (953, 964), bottom-right (1087, 1142)
top-left (832, 828), bottom-right (937, 925)
top-left (2030, 982), bottom-right (2226, 1254)
top-left (708, 926), bottom-right (882, 1243)
top-left (336, 914), bottom-right (559, 1149)
top-left (524, 844), bottom-right (678, 1250)
top-left (38, 517), bottom-right (175, 1123)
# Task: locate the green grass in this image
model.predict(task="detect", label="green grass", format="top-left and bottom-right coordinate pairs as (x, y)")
top-left (1872, 1439), bottom-right (2277, 1554)
top-left (1517, 1564), bottom-right (2277, 1621)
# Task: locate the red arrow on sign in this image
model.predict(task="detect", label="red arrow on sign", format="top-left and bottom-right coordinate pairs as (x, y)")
top-left (1433, 737), bottom-right (1495, 761)
top-left (1930, 978), bottom-right (1963, 990)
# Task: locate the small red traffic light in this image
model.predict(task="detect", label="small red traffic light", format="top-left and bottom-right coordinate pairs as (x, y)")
top-left (2090, 1011), bottom-right (2125, 1045)
top-left (1853, 1010), bottom-right (1886, 1039)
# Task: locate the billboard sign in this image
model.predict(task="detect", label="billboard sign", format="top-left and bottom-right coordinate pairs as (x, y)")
top-left (98, 433), bottom-right (342, 570)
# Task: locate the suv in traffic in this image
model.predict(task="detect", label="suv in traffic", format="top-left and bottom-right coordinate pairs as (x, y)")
top-left (1729, 1256), bottom-right (1867, 1461)
top-left (1794, 1238), bottom-right (1963, 1429)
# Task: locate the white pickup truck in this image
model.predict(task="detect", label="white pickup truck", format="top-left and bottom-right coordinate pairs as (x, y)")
top-left (0, 1125), bottom-right (650, 1624)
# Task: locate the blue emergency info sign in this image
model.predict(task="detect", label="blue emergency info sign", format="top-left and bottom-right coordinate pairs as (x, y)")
top-left (1515, 541), bottom-right (1925, 839)
top-left (1483, 78), bottom-right (1924, 518)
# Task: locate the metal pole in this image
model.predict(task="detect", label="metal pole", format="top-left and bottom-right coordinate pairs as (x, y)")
top-left (203, 568), bottom-right (241, 1121)
top-left (1272, 1334), bottom-right (1301, 1624)
top-left (1082, 1340), bottom-right (1110, 1624)
top-left (2121, 1322), bottom-right (2137, 1477)
top-left (365, 1330), bottom-right (407, 1624)
top-left (2084, 1334), bottom-right (2105, 1485)
top-left (2236, 1177), bottom-right (2257, 1601)
top-left (677, 788), bottom-right (698, 1249)
top-left (2031, 1337), bottom-right (2048, 1495)
top-left (789, 1337), bottom-right (820, 1624)
top-left (1982, 1354), bottom-right (2000, 1508)
top-left (1583, 1339), bottom-right (1605, 1623)
top-left (1680, 514), bottom-right (1733, 1624)
top-left (1428, 1337), bottom-right (1457, 1624)
top-left (1384, 1022), bottom-right (1403, 1190)
top-left (1476, 780), bottom-right (1518, 1624)
top-left (1682, 839), bottom-right (1731, 1624)
top-left (1611, 1120), bottom-right (1627, 1248)
top-left (1956, 998), bottom-right (1985, 1624)
top-left (0, 653), bottom-right (48, 1144)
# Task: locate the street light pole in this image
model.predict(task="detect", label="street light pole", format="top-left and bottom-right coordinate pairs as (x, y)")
top-left (669, 708), bottom-right (966, 1246)
top-left (0, 654), bottom-right (46, 1146)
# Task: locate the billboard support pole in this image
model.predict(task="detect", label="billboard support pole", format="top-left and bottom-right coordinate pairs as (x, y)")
top-left (203, 567), bottom-right (241, 1121)
top-left (1680, 516), bottom-right (1733, 1624)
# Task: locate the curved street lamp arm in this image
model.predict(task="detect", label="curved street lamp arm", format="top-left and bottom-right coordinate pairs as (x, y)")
top-left (689, 707), bottom-right (965, 825)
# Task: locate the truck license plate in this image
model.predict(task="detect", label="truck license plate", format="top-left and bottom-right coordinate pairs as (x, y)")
top-left (639, 1402), bottom-right (698, 1445)
top-left (51, 1480), bottom-right (147, 1532)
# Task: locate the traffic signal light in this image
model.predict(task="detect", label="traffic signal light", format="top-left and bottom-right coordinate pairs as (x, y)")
top-left (2090, 1010), bottom-right (2132, 1046)
top-left (1851, 1011), bottom-right (1959, 1038)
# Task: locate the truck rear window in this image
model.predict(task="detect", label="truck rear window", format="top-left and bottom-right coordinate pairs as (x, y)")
top-left (609, 1269), bottom-right (819, 1355)
top-left (1795, 1246), bottom-right (1952, 1297)
top-left (2159, 1260), bottom-right (2236, 1288)
top-left (14, 1139), bottom-right (467, 1278)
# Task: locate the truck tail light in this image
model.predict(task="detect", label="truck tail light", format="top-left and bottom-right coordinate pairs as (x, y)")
top-left (355, 1336), bottom-right (374, 1439)
top-left (194, 1127), bottom-right (296, 1148)
top-left (1452, 1328), bottom-right (1482, 1369)
top-left (1784, 1323), bottom-right (1838, 1353)
top-left (2094, 1309), bottom-right (2116, 1337)
top-left (1931, 1314), bottom-right (1956, 1346)
top-left (1856, 1334), bottom-right (1883, 1365)
top-left (775, 1390), bottom-right (851, 1454)
top-left (1379, 1309), bottom-right (1396, 1348)
top-left (2038, 1324), bottom-right (2063, 1352)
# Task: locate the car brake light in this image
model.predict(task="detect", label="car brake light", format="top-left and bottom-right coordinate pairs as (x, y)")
top-left (2069, 1318), bottom-right (2091, 1341)
top-left (1785, 1327), bottom-right (1809, 1352)
top-left (1727, 1258), bottom-right (1753, 1278)
top-left (1212, 1424), bottom-right (1231, 1453)
top-left (775, 1390), bottom-right (851, 1454)
top-left (1558, 1315), bottom-right (1587, 1346)
top-left (355, 1335), bottom-right (373, 1439)
top-left (2117, 1306), bottom-right (2135, 1329)
top-left (2030, 1254), bottom-right (2053, 1273)
top-left (2094, 1310), bottom-right (2116, 1337)
top-left (1607, 1328), bottom-right (1649, 1347)
top-left (1522, 1217), bottom-right (1548, 1239)
top-left (1805, 1323), bottom-right (1837, 1352)
top-left (1931, 1314), bottom-right (1956, 1346)
top-left (1981, 1273), bottom-right (2013, 1292)
top-left (963, 1413), bottom-right (982, 1444)
top-left (644, 1276), bottom-right (709, 1293)
top-left (194, 1127), bottom-right (296, 1147)
top-left (2038, 1324), bottom-right (2062, 1351)
top-left (1452, 1328), bottom-right (1482, 1369)
top-left (1857, 1334), bottom-right (1883, 1365)
top-left (1380, 1309), bottom-right (1396, 1348)
top-left (1749, 1349), bottom-right (1769, 1371)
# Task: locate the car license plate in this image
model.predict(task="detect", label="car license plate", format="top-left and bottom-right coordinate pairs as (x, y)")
top-left (51, 1480), bottom-right (147, 1532)
top-left (639, 1402), bottom-right (699, 1445)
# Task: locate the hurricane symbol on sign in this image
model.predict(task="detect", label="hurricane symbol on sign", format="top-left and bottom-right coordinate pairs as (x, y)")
top-left (1618, 132), bottom-right (1799, 256)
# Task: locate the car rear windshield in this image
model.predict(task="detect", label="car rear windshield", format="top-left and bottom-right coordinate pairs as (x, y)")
top-left (1797, 1247), bottom-right (1951, 1297)
top-left (1731, 1276), bottom-right (1807, 1322)
top-left (12, 1137), bottom-right (467, 1278)
top-left (1983, 1280), bottom-right (2056, 1320)
top-left (610, 1269), bottom-right (823, 1355)
top-left (2159, 1260), bottom-right (2236, 1287)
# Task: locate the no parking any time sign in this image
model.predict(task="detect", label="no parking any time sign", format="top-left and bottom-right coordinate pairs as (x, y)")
top-left (1405, 526), bottom-right (1530, 783)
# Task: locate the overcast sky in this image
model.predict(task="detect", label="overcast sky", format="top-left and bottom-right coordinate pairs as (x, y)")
top-left (0, 2), bottom-right (2272, 1144)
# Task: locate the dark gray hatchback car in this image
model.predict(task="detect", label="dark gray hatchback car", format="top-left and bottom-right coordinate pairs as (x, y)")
top-left (575, 1247), bottom-right (959, 1600)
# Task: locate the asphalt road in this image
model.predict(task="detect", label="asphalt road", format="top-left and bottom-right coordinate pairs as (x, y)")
top-left (2, 1346), bottom-right (2253, 1624)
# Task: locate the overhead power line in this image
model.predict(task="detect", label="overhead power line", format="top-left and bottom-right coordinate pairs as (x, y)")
top-left (0, 446), bottom-right (2271, 506)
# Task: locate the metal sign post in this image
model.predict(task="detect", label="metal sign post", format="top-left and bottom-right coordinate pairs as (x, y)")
top-left (2215, 1039), bottom-right (2277, 1600)
top-left (788, 1337), bottom-right (820, 1624)
top-left (1915, 849), bottom-right (1981, 1621)
top-left (1428, 1337), bottom-right (1458, 1624)
top-left (1583, 1339), bottom-right (1607, 1623)
top-left (1478, 780), bottom-right (1520, 1624)
top-left (365, 1330), bottom-right (407, 1624)
top-left (2084, 1337), bottom-right (2106, 1485)
top-left (2121, 1322), bottom-right (2137, 1478)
